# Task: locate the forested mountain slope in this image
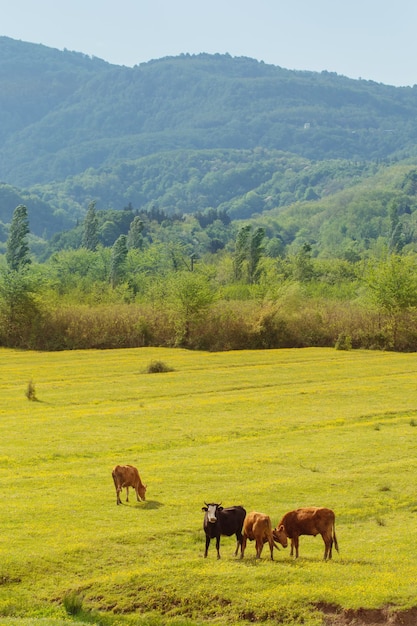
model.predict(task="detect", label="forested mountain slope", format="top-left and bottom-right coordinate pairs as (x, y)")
top-left (0, 37), bottom-right (110, 145)
top-left (1, 37), bottom-right (417, 190)
top-left (2, 37), bottom-right (417, 253)
top-left (0, 148), bottom-right (384, 241)
top-left (39, 159), bottom-right (417, 261)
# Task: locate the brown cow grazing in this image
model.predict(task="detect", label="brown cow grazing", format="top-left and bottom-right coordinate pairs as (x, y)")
top-left (112, 464), bottom-right (146, 505)
top-left (241, 511), bottom-right (287, 560)
top-left (273, 507), bottom-right (338, 560)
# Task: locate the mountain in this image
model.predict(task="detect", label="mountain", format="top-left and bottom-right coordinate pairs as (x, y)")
top-left (1, 37), bottom-right (417, 250)
top-left (2, 37), bottom-right (417, 189)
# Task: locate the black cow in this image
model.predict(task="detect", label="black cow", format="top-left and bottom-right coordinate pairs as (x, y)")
top-left (202, 502), bottom-right (246, 559)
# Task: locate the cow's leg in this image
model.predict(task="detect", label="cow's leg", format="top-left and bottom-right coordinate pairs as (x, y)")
top-left (322, 533), bottom-right (332, 560)
top-left (235, 532), bottom-right (243, 556)
top-left (116, 487), bottom-right (122, 505)
top-left (292, 536), bottom-right (299, 558)
top-left (125, 486), bottom-right (129, 502)
top-left (255, 539), bottom-right (263, 559)
top-left (268, 537), bottom-right (274, 560)
top-left (112, 473), bottom-right (120, 505)
top-left (290, 539), bottom-right (294, 557)
top-left (240, 535), bottom-right (247, 559)
top-left (215, 536), bottom-right (221, 559)
top-left (135, 486), bottom-right (140, 502)
top-left (204, 535), bottom-right (210, 558)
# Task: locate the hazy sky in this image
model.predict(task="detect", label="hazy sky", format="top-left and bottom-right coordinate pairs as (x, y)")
top-left (1, 0), bottom-right (416, 87)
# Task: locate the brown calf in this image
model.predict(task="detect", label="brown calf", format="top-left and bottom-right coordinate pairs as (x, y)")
top-left (112, 464), bottom-right (147, 505)
top-left (241, 511), bottom-right (286, 560)
top-left (273, 507), bottom-right (338, 560)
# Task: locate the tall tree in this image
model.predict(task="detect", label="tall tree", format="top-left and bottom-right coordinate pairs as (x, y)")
top-left (6, 205), bottom-right (31, 272)
top-left (233, 225), bottom-right (265, 283)
top-left (248, 226), bottom-right (265, 283)
top-left (1, 205), bottom-right (41, 347)
top-left (388, 200), bottom-right (404, 253)
top-left (233, 225), bottom-right (251, 280)
top-left (127, 216), bottom-right (144, 250)
top-left (110, 235), bottom-right (128, 287)
top-left (82, 201), bottom-right (99, 251)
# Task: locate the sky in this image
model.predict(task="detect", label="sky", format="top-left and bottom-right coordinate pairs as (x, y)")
top-left (1, 0), bottom-right (417, 87)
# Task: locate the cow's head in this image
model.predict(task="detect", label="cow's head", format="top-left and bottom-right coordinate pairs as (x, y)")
top-left (202, 502), bottom-right (223, 523)
top-left (272, 524), bottom-right (288, 548)
top-left (139, 484), bottom-right (147, 501)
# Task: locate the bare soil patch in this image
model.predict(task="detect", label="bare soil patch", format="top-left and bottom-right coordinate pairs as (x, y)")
top-left (317, 603), bottom-right (417, 626)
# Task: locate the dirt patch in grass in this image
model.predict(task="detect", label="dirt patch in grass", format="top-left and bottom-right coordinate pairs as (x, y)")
top-left (317, 603), bottom-right (417, 626)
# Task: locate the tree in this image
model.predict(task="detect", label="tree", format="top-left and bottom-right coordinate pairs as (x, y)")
top-left (127, 216), bottom-right (144, 250)
top-left (233, 225), bottom-right (251, 280)
top-left (363, 253), bottom-right (417, 348)
top-left (0, 270), bottom-right (39, 347)
top-left (388, 200), bottom-right (404, 253)
top-left (167, 271), bottom-right (214, 347)
top-left (291, 243), bottom-right (314, 282)
top-left (248, 226), bottom-right (265, 283)
top-left (6, 205), bottom-right (31, 272)
top-left (1, 204), bottom-right (41, 347)
top-left (233, 225), bottom-right (265, 283)
top-left (401, 169), bottom-right (417, 196)
top-left (82, 201), bottom-right (99, 251)
top-left (364, 254), bottom-right (417, 314)
top-left (110, 235), bottom-right (128, 287)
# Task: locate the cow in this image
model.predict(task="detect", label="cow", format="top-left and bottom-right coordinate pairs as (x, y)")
top-left (202, 503), bottom-right (246, 559)
top-left (240, 511), bottom-right (287, 560)
top-left (272, 507), bottom-right (339, 560)
top-left (112, 464), bottom-right (147, 505)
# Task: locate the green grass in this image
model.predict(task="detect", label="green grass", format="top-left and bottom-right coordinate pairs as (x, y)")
top-left (1, 346), bottom-right (417, 625)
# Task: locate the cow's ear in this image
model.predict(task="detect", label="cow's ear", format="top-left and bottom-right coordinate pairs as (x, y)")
top-left (279, 524), bottom-right (285, 531)
top-left (202, 506), bottom-right (208, 512)
top-left (217, 506), bottom-right (224, 512)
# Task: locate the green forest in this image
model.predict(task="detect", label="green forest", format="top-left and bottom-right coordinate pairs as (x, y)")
top-left (2, 37), bottom-right (417, 353)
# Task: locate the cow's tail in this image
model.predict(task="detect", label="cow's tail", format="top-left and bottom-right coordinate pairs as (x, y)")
top-left (112, 469), bottom-right (118, 489)
top-left (333, 521), bottom-right (339, 553)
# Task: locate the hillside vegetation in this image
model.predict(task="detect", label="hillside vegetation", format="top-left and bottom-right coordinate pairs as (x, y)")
top-left (3, 40), bottom-right (417, 355)
top-left (2, 37), bottom-right (417, 246)
top-left (1, 347), bottom-right (417, 626)
top-left (2, 39), bottom-right (417, 190)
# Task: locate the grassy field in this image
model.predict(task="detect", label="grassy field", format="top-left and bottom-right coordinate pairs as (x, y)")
top-left (0, 346), bottom-right (417, 626)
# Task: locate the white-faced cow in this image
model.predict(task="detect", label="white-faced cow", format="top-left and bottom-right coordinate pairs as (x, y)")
top-left (202, 503), bottom-right (246, 559)
top-left (241, 511), bottom-right (286, 560)
top-left (272, 507), bottom-right (338, 560)
top-left (112, 464), bottom-right (147, 505)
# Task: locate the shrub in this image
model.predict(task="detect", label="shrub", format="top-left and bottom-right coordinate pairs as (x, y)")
top-left (335, 332), bottom-right (352, 350)
top-left (25, 380), bottom-right (38, 401)
top-left (145, 360), bottom-right (174, 374)
top-left (62, 591), bottom-right (102, 624)
top-left (63, 591), bottom-right (84, 616)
